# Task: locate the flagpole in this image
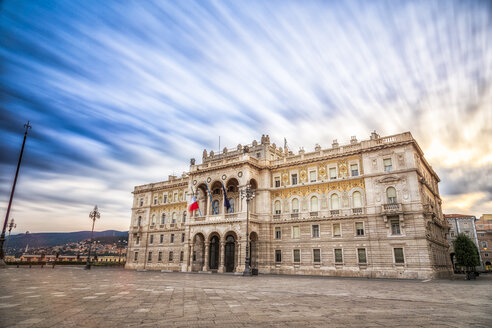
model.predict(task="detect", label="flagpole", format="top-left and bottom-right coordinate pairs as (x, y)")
top-left (190, 187), bottom-right (202, 217)
top-left (205, 184), bottom-right (217, 215)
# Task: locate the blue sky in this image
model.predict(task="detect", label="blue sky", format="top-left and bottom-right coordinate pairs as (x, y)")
top-left (1, 1), bottom-right (491, 232)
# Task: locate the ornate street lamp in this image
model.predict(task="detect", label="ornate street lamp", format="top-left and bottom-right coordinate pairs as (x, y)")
top-left (84, 205), bottom-right (100, 270)
top-left (240, 184), bottom-right (255, 276)
top-left (4, 218), bottom-right (17, 256)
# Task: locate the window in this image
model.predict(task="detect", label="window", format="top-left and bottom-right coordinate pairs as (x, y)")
top-left (160, 234), bottom-right (164, 244)
top-left (275, 227), bottom-right (281, 239)
top-left (451, 232), bottom-right (455, 237)
top-left (384, 158), bottom-right (392, 172)
top-left (310, 196), bottom-right (318, 211)
top-left (193, 251), bottom-right (196, 262)
top-left (134, 252), bottom-right (138, 262)
top-left (172, 212), bottom-right (177, 223)
top-left (274, 200), bottom-right (281, 214)
top-left (158, 251), bottom-right (162, 262)
top-left (181, 233), bottom-right (185, 243)
top-left (183, 211), bottom-right (186, 222)
top-left (139, 198), bottom-right (144, 206)
top-left (329, 167), bottom-right (337, 180)
top-left (333, 223), bottom-right (341, 237)
top-left (331, 194), bottom-right (340, 209)
top-left (352, 191), bottom-right (362, 208)
top-left (212, 200), bottom-right (220, 214)
top-left (293, 226), bottom-right (300, 238)
top-left (312, 225), bottom-right (320, 238)
top-left (309, 171), bottom-right (317, 182)
top-left (292, 198), bottom-right (299, 213)
top-left (149, 235), bottom-right (154, 244)
top-left (147, 251), bottom-right (152, 262)
top-left (136, 236), bottom-right (140, 245)
top-left (153, 197), bottom-right (158, 205)
top-left (174, 193), bottom-right (177, 202)
top-left (481, 241), bottom-right (488, 249)
top-left (213, 188), bottom-right (220, 195)
top-left (168, 251), bottom-right (173, 262)
top-left (355, 222), bottom-right (364, 236)
top-left (180, 251), bottom-right (184, 262)
top-left (229, 198), bottom-right (235, 213)
top-left (334, 249), bottom-right (343, 263)
top-left (274, 177), bottom-right (280, 188)
top-left (313, 249), bottom-right (321, 263)
top-left (293, 249), bottom-right (301, 263)
top-left (256, 152), bottom-right (261, 158)
top-left (161, 213), bottom-right (166, 225)
top-left (137, 216), bottom-right (142, 226)
top-left (151, 214), bottom-right (156, 226)
top-left (351, 164), bottom-right (359, 176)
top-left (358, 248), bottom-right (367, 264)
top-left (391, 219), bottom-right (401, 235)
top-left (387, 187), bottom-right (397, 204)
top-left (163, 195), bottom-right (167, 203)
top-left (394, 248), bottom-right (404, 263)
top-left (170, 234), bottom-right (174, 244)
top-left (291, 174), bottom-right (298, 185)
top-left (275, 250), bottom-right (282, 262)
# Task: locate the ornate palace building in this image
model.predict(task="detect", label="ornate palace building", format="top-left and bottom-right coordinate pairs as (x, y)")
top-left (126, 131), bottom-right (453, 279)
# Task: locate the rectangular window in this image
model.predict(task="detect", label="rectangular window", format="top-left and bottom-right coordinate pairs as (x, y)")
top-left (160, 234), bottom-right (164, 243)
top-left (181, 233), bottom-right (185, 243)
top-left (168, 251), bottom-right (173, 262)
top-left (163, 195), bottom-right (167, 203)
top-left (291, 174), bottom-right (298, 185)
top-left (170, 234), bottom-right (174, 244)
top-left (180, 251), bottom-right (184, 262)
top-left (334, 249), bottom-right (343, 263)
top-left (274, 177), bottom-right (280, 188)
top-left (136, 236), bottom-right (140, 245)
top-left (329, 167), bottom-right (337, 180)
top-left (293, 249), bottom-right (301, 263)
top-left (384, 158), bottom-right (393, 172)
top-left (333, 223), bottom-right (341, 237)
top-left (313, 249), bottom-right (321, 263)
top-left (193, 251), bottom-right (196, 262)
top-left (355, 222), bottom-right (364, 236)
top-left (312, 225), bottom-right (320, 238)
top-left (134, 252), bottom-right (138, 262)
top-left (351, 164), bottom-right (359, 176)
top-left (391, 219), bottom-right (401, 235)
top-left (158, 251), bottom-right (162, 262)
top-left (394, 248), bottom-right (404, 264)
top-left (139, 198), bottom-right (144, 206)
top-left (275, 227), bottom-right (281, 239)
top-left (154, 197), bottom-right (158, 205)
top-left (147, 251), bottom-right (152, 262)
top-left (309, 171), bottom-right (317, 182)
top-left (149, 235), bottom-right (154, 244)
top-left (293, 226), bottom-right (300, 239)
top-left (358, 248), bottom-right (367, 264)
top-left (275, 250), bottom-right (282, 263)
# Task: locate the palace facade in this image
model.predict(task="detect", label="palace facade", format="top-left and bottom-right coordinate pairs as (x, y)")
top-left (126, 131), bottom-right (453, 279)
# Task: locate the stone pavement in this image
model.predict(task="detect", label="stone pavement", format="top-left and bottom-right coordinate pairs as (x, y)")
top-left (0, 267), bottom-right (491, 327)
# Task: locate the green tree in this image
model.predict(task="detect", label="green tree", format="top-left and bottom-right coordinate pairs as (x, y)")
top-left (453, 233), bottom-right (480, 280)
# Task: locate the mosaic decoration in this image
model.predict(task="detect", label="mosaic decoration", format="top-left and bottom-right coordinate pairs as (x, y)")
top-left (271, 179), bottom-right (365, 200)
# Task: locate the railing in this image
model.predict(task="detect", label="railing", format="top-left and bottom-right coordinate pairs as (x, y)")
top-left (383, 203), bottom-right (401, 211)
top-left (291, 213), bottom-right (299, 219)
top-left (273, 214), bottom-right (281, 220)
top-left (310, 211), bottom-right (318, 217)
top-left (352, 208), bottom-right (363, 214)
top-left (330, 210), bottom-right (340, 216)
top-left (159, 224), bottom-right (165, 228)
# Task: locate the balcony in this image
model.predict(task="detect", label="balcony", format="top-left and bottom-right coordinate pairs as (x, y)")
top-left (291, 213), bottom-right (299, 219)
top-left (310, 211), bottom-right (319, 217)
top-left (352, 208), bottom-right (363, 215)
top-left (330, 210), bottom-right (340, 216)
top-left (273, 214), bottom-right (281, 220)
top-left (382, 203), bottom-right (402, 213)
top-left (194, 216), bottom-right (206, 222)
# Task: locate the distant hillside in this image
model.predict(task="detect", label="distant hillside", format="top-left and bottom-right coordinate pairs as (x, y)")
top-left (6, 230), bottom-right (128, 249)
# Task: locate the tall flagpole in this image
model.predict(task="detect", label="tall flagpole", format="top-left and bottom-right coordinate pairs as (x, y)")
top-left (205, 184), bottom-right (217, 215)
top-left (0, 121), bottom-right (31, 267)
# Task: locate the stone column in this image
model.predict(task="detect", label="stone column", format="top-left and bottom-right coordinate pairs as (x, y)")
top-left (206, 194), bottom-right (211, 216)
top-left (203, 243), bottom-right (209, 271)
top-left (218, 241), bottom-right (225, 273)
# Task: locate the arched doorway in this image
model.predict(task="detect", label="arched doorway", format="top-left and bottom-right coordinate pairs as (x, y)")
top-left (192, 233), bottom-right (205, 272)
top-left (209, 235), bottom-right (219, 270)
top-left (249, 231), bottom-right (258, 269)
top-left (224, 234), bottom-right (235, 272)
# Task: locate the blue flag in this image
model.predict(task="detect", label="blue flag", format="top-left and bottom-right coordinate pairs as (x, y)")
top-left (222, 183), bottom-right (231, 213)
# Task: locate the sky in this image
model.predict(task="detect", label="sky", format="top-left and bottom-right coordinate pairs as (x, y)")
top-left (1, 1), bottom-right (491, 233)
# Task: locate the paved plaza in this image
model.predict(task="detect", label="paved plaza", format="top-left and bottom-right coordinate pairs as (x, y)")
top-left (0, 267), bottom-right (491, 327)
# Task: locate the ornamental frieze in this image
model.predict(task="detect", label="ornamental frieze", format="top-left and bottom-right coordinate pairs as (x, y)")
top-left (271, 179), bottom-right (365, 199)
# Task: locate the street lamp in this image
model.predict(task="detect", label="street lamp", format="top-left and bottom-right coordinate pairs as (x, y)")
top-left (84, 205), bottom-right (100, 270)
top-left (4, 218), bottom-right (17, 257)
top-left (240, 184), bottom-right (255, 276)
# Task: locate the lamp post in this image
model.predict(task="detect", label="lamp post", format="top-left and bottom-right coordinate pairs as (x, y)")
top-left (4, 218), bottom-right (17, 257)
top-left (240, 184), bottom-right (255, 276)
top-left (84, 205), bottom-right (100, 270)
top-left (0, 121), bottom-right (31, 267)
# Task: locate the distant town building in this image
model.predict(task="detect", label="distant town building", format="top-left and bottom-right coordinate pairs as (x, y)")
top-left (126, 131), bottom-right (453, 279)
top-left (476, 214), bottom-right (492, 271)
top-left (444, 214), bottom-right (482, 271)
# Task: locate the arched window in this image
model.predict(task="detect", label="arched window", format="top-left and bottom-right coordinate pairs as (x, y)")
top-left (172, 212), bottom-right (177, 223)
top-left (137, 216), bottom-right (142, 226)
top-left (310, 196), bottom-right (318, 211)
top-left (161, 213), bottom-right (166, 225)
top-left (229, 198), bottom-right (235, 213)
top-left (387, 187), bottom-right (397, 204)
top-left (182, 211), bottom-right (186, 222)
top-left (274, 200), bottom-right (281, 214)
top-left (292, 198), bottom-right (299, 213)
top-left (212, 200), bottom-right (220, 214)
top-left (151, 214), bottom-right (156, 225)
top-left (331, 194), bottom-right (339, 210)
top-left (352, 191), bottom-right (362, 208)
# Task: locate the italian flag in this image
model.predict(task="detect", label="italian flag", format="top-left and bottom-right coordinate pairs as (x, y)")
top-left (189, 195), bottom-right (199, 212)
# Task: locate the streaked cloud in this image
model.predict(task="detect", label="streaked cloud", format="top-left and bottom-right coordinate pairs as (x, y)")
top-left (1, 0), bottom-right (491, 232)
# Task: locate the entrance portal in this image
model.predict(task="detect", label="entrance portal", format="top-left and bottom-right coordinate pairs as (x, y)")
top-left (225, 235), bottom-right (235, 272)
top-left (209, 235), bottom-right (219, 270)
